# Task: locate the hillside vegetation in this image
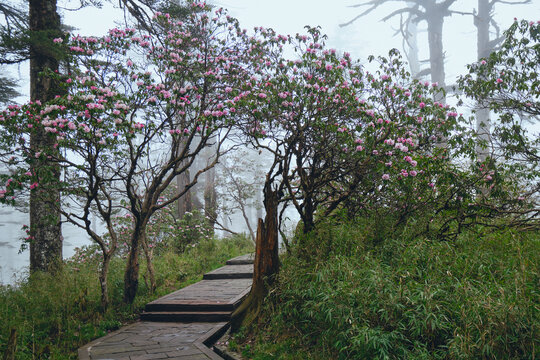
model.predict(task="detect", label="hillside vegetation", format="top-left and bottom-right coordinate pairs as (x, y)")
top-left (0, 235), bottom-right (253, 359)
top-left (235, 218), bottom-right (539, 359)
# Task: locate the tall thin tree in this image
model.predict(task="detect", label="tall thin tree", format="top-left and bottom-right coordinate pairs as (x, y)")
top-left (28, 0), bottom-right (64, 272)
top-left (473, 0), bottom-right (531, 162)
top-left (340, 0), bottom-right (459, 104)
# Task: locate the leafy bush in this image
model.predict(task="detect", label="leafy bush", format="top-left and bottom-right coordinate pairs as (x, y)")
top-left (242, 220), bottom-right (539, 359)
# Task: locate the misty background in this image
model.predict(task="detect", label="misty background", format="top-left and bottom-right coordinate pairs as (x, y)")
top-left (1, 0), bottom-right (538, 284)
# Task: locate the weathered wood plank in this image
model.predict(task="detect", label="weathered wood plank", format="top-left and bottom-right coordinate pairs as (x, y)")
top-left (202, 264), bottom-right (253, 280)
top-left (225, 254), bottom-right (254, 265)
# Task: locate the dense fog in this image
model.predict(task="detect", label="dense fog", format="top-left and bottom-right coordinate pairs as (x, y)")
top-left (1, 0), bottom-right (538, 283)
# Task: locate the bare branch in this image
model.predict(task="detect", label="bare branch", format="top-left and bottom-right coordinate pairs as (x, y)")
top-left (0, 3), bottom-right (27, 29)
top-left (493, 0), bottom-right (531, 5)
top-left (415, 67), bottom-right (432, 78)
top-left (440, 0), bottom-right (458, 10)
top-left (450, 10), bottom-right (474, 16)
top-left (340, 0), bottom-right (422, 27)
top-left (381, 7), bottom-right (424, 22)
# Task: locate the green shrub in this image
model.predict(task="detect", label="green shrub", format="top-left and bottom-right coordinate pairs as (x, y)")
top-left (243, 222), bottom-right (539, 359)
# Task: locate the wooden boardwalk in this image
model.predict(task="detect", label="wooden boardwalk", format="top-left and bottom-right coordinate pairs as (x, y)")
top-left (79, 254), bottom-right (253, 360)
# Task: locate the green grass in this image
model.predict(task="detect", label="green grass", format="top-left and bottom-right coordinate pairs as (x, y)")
top-left (237, 222), bottom-right (539, 359)
top-left (0, 234), bottom-right (253, 359)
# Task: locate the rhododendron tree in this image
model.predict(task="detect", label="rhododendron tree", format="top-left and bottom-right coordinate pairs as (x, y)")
top-left (239, 33), bottom-right (462, 231)
top-left (230, 26), bottom-right (471, 330)
top-left (459, 19), bottom-right (539, 172)
top-left (457, 19), bottom-right (540, 229)
top-left (0, 2), bottom-right (269, 307)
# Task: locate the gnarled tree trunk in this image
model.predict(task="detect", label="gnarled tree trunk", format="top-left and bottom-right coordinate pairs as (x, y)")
top-left (141, 232), bottom-right (156, 294)
top-left (123, 221), bottom-right (145, 303)
top-left (230, 185), bottom-right (279, 332)
top-left (99, 253), bottom-right (111, 310)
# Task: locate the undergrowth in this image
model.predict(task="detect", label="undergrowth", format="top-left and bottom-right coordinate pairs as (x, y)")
top-left (0, 234), bottom-right (253, 359)
top-left (237, 220), bottom-right (539, 359)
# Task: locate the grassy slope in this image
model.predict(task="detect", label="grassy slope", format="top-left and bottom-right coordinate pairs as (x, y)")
top-left (237, 223), bottom-right (539, 359)
top-left (0, 235), bottom-right (253, 359)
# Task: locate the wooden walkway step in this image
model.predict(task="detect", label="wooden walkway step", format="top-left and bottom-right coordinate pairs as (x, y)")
top-left (79, 321), bottom-right (227, 360)
top-left (79, 255), bottom-right (254, 359)
top-left (141, 278), bottom-right (251, 321)
top-left (202, 264), bottom-right (253, 280)
top-left (141, 311), bottom-right (232, 322)
top-left (226, 254), bottom-right (254, 265)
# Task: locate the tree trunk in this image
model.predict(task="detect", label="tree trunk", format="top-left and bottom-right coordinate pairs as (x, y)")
top-left (29, 0), bottom-right (63, 273)
top-left (204, 146), bottom-right (217, 233)
top-left (176, 166), bottom-right (192, 218)
top-left (425, 4), bottom-right (451, 149)
top-left (99, 253), bottom-right (111, 311)
top-left (141, 232), bottom-right (156, 294)
top-left (230, 186), bottom-right (279, 332)
top-left (302, 197), bottom-right (315, 234)
top-left (123, 223), bottom-right (144, 303)
top-left (2, 327), bottom-right (17, 360)
top-left (405, 1), bottom-right (421, 78)
top-left (475, 0), bottom-right (493, 163)
top-left (427, 13), bottom-right (446, 104)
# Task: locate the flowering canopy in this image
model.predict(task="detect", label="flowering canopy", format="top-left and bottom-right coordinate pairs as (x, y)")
top-left (0, 1), bottom-right (278, 305)
top-left (232, 26), bottom-right (463, 231)
top-left (460, 19), bottom-right (540, 170)
top-left (0, 3), bottom-right (261, 213)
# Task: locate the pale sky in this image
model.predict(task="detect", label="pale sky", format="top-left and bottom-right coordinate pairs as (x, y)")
top-left (61, 0), bottom-right (540, 89)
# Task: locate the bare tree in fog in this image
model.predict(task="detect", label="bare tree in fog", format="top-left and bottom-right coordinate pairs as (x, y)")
top-left (471, 0), bottom-right (531, 162)
top-left (341, 0), bottom-right (533, 155)
top-left (215, 148), bottom-right (266, 243)
top-left (341, 0), bottom-right (460, 105)
top-left (203, 141), bottom-right (218, 234)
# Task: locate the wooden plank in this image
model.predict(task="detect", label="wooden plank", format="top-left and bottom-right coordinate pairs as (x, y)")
top-left (225, 254), bottom-right (254, 265)
top-left (202, 264), bottom-right (253, 280)
top-left (148, 279), bottom-right (252, 306)
top-left (140, 311), bottom-right (232, 322)
top-left (79, 322), bottom-right (224, 359)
